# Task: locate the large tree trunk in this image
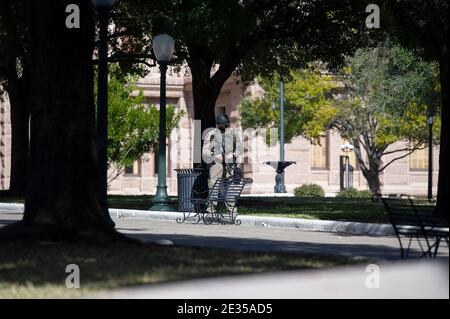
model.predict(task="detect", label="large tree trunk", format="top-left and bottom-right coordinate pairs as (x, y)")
top-left (190, 61), bottom-right (223, 194)
top-left (1, 0), bottom-right (119, 242)
top-left (364, 170), bottom-right (381, 194)
top-left (352, 139), bottom-right (381, 194)
top-left (436, 56), bottom-right (449, 216)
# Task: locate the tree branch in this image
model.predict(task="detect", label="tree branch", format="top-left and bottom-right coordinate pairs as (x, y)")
top-left (379, 141), bottom-right (425, 172)
top-left (382, 142), bottom-right (426, 156)
top-left (92, 54), bottom-right (157, 68)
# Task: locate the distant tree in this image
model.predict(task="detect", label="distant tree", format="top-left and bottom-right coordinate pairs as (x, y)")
top-left (104, 66), bottom-right (184, 183)
top-left (381, 0), bottom-right (448, 214)
top-left (240, 44), bottom-right (441, 193)
top-left (331, 44), bottom-right (441, 193)
top-left (240, 68), bottom-right (336, 143)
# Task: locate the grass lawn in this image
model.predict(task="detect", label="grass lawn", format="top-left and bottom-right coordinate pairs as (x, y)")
top-left (237, 197), bottom-right (389, 223)
top-left (2, 195), bottom-right (433, 224)
top-left (0, 241), bottom-right (360, 298)
top-left (105, 195), bottom-right (390, 224)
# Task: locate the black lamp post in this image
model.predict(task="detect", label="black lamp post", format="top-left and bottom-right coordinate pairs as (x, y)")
top-left (93, 0), bottom-right (115, 226)
top-left (280, 78), bottom-right (285, 162)
top-left (265, 77), bottom-right (296, 193)
top-left (150, 34), bottom-right (175, 211)
top-left (427, 115), bottom-right (434, 202)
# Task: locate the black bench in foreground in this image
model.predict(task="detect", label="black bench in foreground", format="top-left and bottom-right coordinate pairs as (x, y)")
top-left (177, 177), bottom-right (253, 225)
top-left (373, 193), bottom-right (449, 259)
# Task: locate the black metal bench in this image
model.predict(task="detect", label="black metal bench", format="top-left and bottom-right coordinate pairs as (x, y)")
top-left (373, 194), bottom-right (449, 259)
top-left (177, 177), bottom-right (253, 225)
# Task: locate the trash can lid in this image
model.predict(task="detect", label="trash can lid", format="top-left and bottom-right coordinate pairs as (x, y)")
top-left (174, 168), bottom-right (205, 174)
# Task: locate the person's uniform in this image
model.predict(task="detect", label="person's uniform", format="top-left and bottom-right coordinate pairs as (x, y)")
top-left (202, 114), bottom-right (242, 188)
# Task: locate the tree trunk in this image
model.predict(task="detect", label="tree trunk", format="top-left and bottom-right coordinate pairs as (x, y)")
top-left (436, 55), bottom-right (449, 216)
top-left (358, 154), bottom-right (382, 194)
top-left (190, 63), bottom-right (222, 194)
top-left (352, 138), bottom-right (381, 194)
top-left (0, 0), bottom-right (119, 242)
top-left (365, 171), bottom-right (381, 194)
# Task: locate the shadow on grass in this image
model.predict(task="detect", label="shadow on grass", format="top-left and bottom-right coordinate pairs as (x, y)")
top-left (0, 239), bottom-right (357, 298)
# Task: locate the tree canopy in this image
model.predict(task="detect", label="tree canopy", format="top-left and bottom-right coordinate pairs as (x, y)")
top-left (240, 68), bottom-right (336, 144)
top-left (241, 43), bottom-right (441, 192)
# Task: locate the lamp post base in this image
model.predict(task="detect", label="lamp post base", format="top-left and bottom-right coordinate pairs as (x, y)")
top-left (264, 161), bottom-right (296, 194)
top-left (274, 170), bottom-right (287, 193)
top-left (150, 186), bottom-right (174, 211)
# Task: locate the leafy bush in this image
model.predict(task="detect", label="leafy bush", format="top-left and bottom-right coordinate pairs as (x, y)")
top-left (336, 187), bottom-right (372, 199)
top-left (294, 184), bottom-right (325, 198)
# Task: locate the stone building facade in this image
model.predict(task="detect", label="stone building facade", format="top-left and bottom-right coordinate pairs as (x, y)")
top-left (0, 68), bottom-right (439, 196)
top-left (107, 67), bottom-right (439, 196)
top-left (0, 86), bottom-right (11, 190)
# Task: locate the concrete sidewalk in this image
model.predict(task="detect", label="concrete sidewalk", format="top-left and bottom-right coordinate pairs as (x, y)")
top-left (94, 260), bottom-right (449, 299)
top-left (0, 202), bottom-right (395, 236)
top-left (2, 210), bottom-right (448, 261)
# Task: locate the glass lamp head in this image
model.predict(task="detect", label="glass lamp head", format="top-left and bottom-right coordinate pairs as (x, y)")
top-left (152, 34), bottom-right (175, 63)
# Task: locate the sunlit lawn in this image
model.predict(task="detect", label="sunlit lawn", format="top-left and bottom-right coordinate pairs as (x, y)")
top-left (1, 195), bottom-right (391, 223)
top-left (0, 241), bottom-right (360, 298)
top-left (106, 196), bottom-right (390, 223)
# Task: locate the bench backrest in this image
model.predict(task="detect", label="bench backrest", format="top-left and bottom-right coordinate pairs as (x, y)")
top-left (373, 193), bottom-right (446, 236)
top-left (207, 177), bottom-right (251, 203)
top-left (381, 197), bottom-right (421, 227)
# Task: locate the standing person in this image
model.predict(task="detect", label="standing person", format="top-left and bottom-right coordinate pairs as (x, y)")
top-left (203, 113), bottom-right (242, 188)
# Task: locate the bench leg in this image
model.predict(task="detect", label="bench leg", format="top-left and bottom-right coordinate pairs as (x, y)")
top-left (405, 235), bottom-right (414, 259)
top-left (396, 234), bottom-right (405, 259)
top-left (417, 235), bottom-right (434, 259)
top-left (433, 237), bottom-right (441, 258)
top-left (176, 211), bottom-right (189, 224)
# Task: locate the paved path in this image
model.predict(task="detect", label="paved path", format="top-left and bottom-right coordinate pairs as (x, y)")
top-left (2, 211), bottom-right (448, 299)
top-left (96, 260), bottom-right (449, 299)
top-left (1, 211), bottom-right (448, 261)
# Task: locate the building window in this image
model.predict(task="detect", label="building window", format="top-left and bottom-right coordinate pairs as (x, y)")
top-left (409, 145), bottom-right (429, 171)
top-left (311, 134), bottom-right (328, 169)
top-left (124, 160), bottom-right (140, 176)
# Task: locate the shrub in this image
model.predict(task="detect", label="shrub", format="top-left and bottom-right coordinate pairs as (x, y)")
top-left (336, 187), bottom-right (372, 199)
top-left (294, 184), bottom-right (325, 198)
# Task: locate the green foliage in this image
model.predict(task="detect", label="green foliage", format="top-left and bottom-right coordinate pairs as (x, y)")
top-left (97, 65), bottom-right (184, 180)
top-left (335, 43), bottom-right (441, 148)
top-left (336, 188), bottom-right (372, 199)
top-left (380, 0), bottom-right (448, 63)
top-left (294, 184), bottom-right (325, 198)
top-left (114, 0), bottom-right (372, 78)
top-left (240, 68), bottom-right (337, 143)
top-left (331, 43), bottom-right (441, 192)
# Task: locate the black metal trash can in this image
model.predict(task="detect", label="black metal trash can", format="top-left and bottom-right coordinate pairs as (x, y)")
top-left (175, 168), bottom-right (204, 212)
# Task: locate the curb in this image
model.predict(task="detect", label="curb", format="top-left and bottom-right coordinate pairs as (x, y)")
top-left (0, 202), bottom-right (394, 236)
top-left (0, 202), bottom-right (24, 212)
